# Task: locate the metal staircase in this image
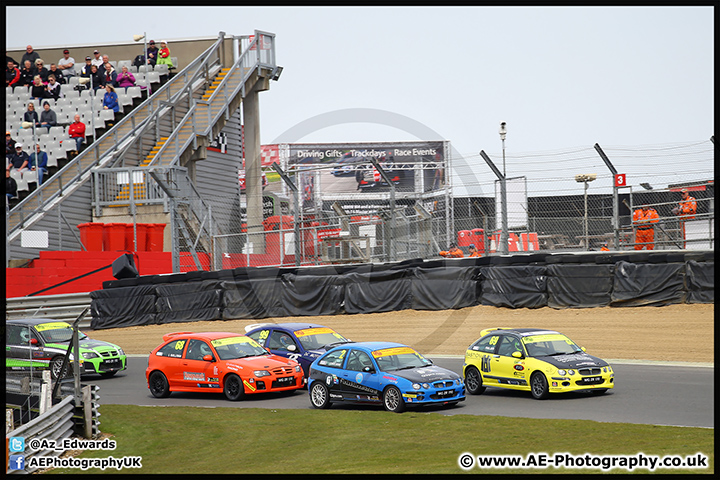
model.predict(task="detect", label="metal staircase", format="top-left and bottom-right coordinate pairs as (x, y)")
top-left (7, 31), bottom-right (280, 265)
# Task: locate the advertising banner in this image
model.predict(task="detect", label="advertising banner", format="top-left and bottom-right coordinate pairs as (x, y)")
top-left (281, 141), bottom-right (448, 195)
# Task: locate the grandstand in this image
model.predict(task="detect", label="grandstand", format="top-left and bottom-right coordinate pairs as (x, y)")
top-left (7, 31), bottom-right (281, 271)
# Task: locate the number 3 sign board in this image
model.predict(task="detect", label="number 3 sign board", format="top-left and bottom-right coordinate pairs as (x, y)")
top-left (614, 173), bottom-right (626, 187)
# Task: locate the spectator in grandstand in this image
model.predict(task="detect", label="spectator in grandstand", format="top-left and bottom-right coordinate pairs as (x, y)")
top-left (6, 59), bottom-right (21, 87)
top-left (102, 62), bottom-right (118, 87)
top-left (82, 64), bottom-right (104, 91)
top-left (18, 60), bottom-right (36, 87)
top-left (439, 243), bottom-right (464, 258)
top-left (6, 132), bottom-right (17, 159)
top-left (21, 45), bottom-right (40, 68)
top-left (6, 168), bottom-right (18, 200)
top-left (58, 49), bottom-right (75, 78)
top-left (68, 114), bottom-right (86, 152)
top-left (30, 75), bottom-right (48, 101)
top-left (91, 50), bottom-right (104, 69)
top-left (467, 243), bottom-right (482, 257)
top-left (23, 102), bottom-right (40, 129)
top-left (48, 63), bottom-right (65, 84)
top-left (102, 84), bottom-right (120, 113)
top-left (39, 101), bottom-right (57, 131)
top-left (80, 56), bottom-right (93, 76)
top-left (46, 74), bottom-right (62, 100)
top-left (157, 41), bottom-right (173, 68)
top-left (116, 65), bottom-right (136, 89)
top-left (145, 40), bottom-right (159, 66)
top-left (632, 202), bottom-right (659, 250)
top-left (8, 143), bottom-right (30, 173)
top-left (6, 53), bottom-right (19, 68)
top-left (29, 143), bottom-right (48, 185)
top-left (35, 59), bottom-right (50, 83)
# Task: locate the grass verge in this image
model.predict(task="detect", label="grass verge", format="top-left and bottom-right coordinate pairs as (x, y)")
top-left (52, 405), bottom-right (713, 474)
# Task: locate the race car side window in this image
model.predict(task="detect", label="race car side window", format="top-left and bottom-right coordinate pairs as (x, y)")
top-left (471, 335), bottom-right (500, 354)
top-left (185, 339), bottom-right (213, 361)
top-left (497, 336), bottom-right (523, 357)
top-left (156, 339), bottom-right (187, 359)
top-left (317, 349), bottom-right (347, 369)
top-left (346, 350), bottom-right (374, 372)
top-left (268, 331), bottom-right (299, 352)
top-left (6, 325), bottom-right (25, 345)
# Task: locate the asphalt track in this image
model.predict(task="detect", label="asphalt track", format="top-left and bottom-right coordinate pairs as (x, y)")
top-left (91, 355), bottom-right (713, 428)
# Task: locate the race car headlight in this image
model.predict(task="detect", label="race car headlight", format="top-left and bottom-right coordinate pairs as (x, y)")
top-left (82, 352), bottom-right (99, 359)
top-left (294, 365), bottom-right (302, 373)
top-left (412, 383), bottom-right (422, 390)
top-left (567, 369), bottom-right (575, 375)
top-left (117, 348), bottom-right (125, 356)
top-left (422, 383), bottom-right (430, 389)
top-left (253, 370), bottom-right (271, 377)
top-left (557, 369), bottom-right (566, 376)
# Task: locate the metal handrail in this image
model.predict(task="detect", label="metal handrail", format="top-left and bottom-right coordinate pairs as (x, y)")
top-left (145, 31), bottom-right (276, 169)
top-left (7, 32), bottom-right (228, 239)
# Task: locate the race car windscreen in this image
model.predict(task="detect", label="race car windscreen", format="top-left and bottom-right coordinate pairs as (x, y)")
top-left (294, 328), bottom-right (350, 350)
top-left (211, 336), bottom-right (269, 360)
top-left (371, 346), bottom-right (432, 371)
top-left (522, 334), bottom-right (583, 357)
top-left (36, 322), bottom-right (88, 343)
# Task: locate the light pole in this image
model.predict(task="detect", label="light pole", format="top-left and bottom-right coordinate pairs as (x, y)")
top-left (133, 32), bottom-right (150, 94)
top-left (498, 122), bottom-right (508, 255)
top-left (575, 173), bottom-right (597, 250)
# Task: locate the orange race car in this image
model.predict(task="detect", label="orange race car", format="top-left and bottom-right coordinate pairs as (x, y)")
top-left (146, 331), bottom-right (306, 401)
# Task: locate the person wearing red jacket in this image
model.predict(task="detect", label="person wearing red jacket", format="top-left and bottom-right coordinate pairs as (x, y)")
top-left (6, 60), bottom-right (20, 87)
top-left (633, 203), bottom-right (660, 250)
top-left (68, 114), bottom-right (86, 153)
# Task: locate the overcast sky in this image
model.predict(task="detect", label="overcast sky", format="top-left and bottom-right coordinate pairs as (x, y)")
top-left (6, 6), bottom-right (714, 195)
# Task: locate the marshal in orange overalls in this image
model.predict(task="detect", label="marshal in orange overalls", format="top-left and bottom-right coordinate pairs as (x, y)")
top-left (633, 205), bottom-right (660, 250)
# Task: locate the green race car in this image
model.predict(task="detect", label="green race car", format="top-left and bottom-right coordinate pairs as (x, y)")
top-left (6, 318), bottom-right (127, 379)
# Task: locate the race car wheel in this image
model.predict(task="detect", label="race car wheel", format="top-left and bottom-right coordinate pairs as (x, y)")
top-left (310, 382), bottom-right (332, 409)
top-left (530, 372), bottom-right (550, 400)
top-left (223, 374), bottom-right (245, 401)
top-left (50, 356), bottom-right (70, 380)
top-left (383, 386), bottom-right (406, 413)
top-left (464, 366), bottom-right (486, 395)
top-left (149, 371), bottom-right (171, 398)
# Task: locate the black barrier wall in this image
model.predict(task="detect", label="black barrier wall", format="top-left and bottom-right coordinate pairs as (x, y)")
top-left (89, 251), bottom-right (714, 330)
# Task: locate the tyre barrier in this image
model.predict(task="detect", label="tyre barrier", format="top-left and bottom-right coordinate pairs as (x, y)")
top-left (89, 251), bottom-right (714, 330)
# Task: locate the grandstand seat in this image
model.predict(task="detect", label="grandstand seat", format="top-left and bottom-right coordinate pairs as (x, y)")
top-left (22, 169), bottom-right (38, 187)
top-left (146, 71), bottom-right (161, 85)
top-left (138, 65), bottom-right (151, 74)
top-left (129, 65), bottom-right (138, 73)
top-left (153, 63), bottom-right (169, 77)
top-left (117, 60), bottom-right (132, 70)
top-left (126, 86), bottom-right (142, 100)
top-left (48, 126), bottom-right (65, 139)
top-left (10, 170), bottom-right (29, 193)
top-left (63, 88), bottom-right (80, 99)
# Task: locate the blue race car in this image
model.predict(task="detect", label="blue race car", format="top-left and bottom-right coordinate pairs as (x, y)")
top-left (244, 322), bottom-right (353, 377)
top-left (308, 341), bottom-right (465, 413)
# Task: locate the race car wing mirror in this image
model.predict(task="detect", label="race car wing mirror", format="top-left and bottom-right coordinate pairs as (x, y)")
top-left (512, 351), bottom-right (524, 359)
top-left (30, 338), bottom-right (38, 345)
top-left (202, 354), bottom-right (215, 362)
top-left (362, 366), bottom-right (375, 374)
top-left (286, 345), bottom-right (297, 352)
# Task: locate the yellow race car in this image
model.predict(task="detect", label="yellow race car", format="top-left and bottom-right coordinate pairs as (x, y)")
top-left (463, 327), bottom-right (614, 399)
